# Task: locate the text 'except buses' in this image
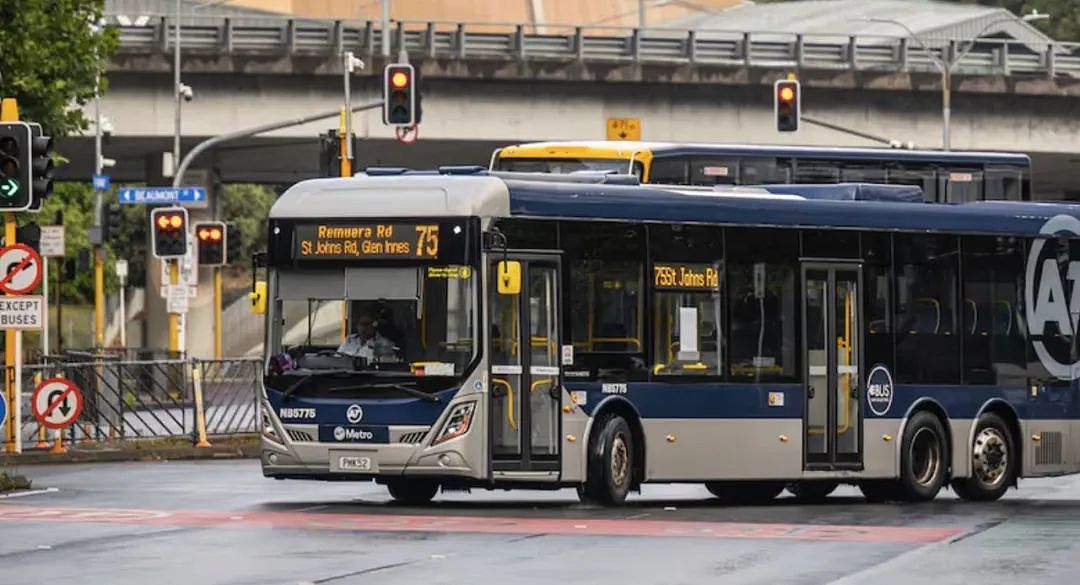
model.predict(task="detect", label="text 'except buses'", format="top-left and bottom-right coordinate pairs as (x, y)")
top-left (293, 223), bottom-right (439, 259)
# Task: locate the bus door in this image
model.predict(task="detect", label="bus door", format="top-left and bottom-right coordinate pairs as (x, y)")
top-left (801, 263), bottom-right (864, 469)
top-left (488, 254), bottom-right (563, 474)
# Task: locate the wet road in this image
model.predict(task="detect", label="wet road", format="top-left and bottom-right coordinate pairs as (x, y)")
top-left (2, 460), bottom-right (1080, 585)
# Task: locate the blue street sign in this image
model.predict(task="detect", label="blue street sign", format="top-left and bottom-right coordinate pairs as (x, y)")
top-left (0, 391), bottom-right (6, 431)
top-left (92, 174), bottom-right (110, 191)
top-left (117, 186), bottom-right (206, 205)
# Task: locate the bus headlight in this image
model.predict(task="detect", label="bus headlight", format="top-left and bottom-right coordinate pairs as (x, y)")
top-left (432, 402), bottom-right (476, 446)
top-left (261, 408), bottom-right (283, 445)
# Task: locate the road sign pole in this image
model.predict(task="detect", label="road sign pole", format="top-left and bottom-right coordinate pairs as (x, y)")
top-left (12, 330), bottom-right (20, 454)
top-left (42, 255), bottom-right (48, 355)
top-left (4, 211), bottom-right (16, 452)
top-left (214, 265), bottom-right (222, 359)
top-left (168, 259), bottom-right (179, 354)
top-left (94, 249), bottom-right (104, 347)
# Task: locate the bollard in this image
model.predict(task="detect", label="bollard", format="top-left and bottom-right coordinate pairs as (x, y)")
top-left (191, 364), bottom-right (212, 448)
top-left (49, 428), bottom-right (65, 454)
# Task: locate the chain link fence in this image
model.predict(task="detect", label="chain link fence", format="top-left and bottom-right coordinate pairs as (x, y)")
top-left (2, 356), bottom-right (261, 452)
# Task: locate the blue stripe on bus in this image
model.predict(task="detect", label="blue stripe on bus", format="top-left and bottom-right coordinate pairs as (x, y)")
top-left (564, 382), bottom-right (1078, 421)
top-left (266, 386), bottom-right (456, 426)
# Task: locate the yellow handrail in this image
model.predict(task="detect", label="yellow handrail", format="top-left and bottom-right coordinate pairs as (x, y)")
top-left (491, 377), bottom-right (517, 431)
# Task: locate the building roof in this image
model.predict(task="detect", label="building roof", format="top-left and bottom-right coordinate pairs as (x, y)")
top-left (658, 0), bottom-right (1054, 45)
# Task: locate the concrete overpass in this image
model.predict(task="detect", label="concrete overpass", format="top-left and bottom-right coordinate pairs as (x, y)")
top-left (59, 15), bottom-right (1080, 198)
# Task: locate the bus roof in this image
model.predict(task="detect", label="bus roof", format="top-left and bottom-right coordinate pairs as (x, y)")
top-left (270, 173), bottom-right (1071, 238)
top-left (504, 179), bottom-right (1070, 237)
top-left (495, 140), bottom-right (1032, 166)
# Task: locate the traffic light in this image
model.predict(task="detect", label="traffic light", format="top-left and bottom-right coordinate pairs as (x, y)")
top-left (383, 63), bottom-right (418, 126)
top-left (774, 79), bottom-right (800, 132)
top-left (151, 207), bottom-right (188, 258)
top-left (226, 222), bottom-right (240, 264)
top-left (28, 123), bottom-right (54, 211)
top-left (103, 203), bottom-right (122, 241)
top-left (0, 122), bottom-right (31, 210)
top-left (194, 221), bottom-right (226, 266)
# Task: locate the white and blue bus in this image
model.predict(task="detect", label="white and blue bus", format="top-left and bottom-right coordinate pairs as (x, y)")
top-left (256, 169), bottom-right (1080, 505)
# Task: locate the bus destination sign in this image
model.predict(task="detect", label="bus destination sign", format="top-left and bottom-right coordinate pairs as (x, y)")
top-left (293, 223), bottom-right (440, 259)
top-left (653, 262), bottom-right (720, 290)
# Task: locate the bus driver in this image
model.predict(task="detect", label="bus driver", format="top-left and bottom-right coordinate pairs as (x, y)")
top-left (337, 308), bottom-right (397, 360)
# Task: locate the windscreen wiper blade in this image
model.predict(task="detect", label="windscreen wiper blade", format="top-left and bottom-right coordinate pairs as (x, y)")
top-left (329, 381), bottom-right (441, 403)
top-left (279, 369), bottom-right (355, 401)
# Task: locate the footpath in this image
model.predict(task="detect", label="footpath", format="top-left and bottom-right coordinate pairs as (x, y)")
top-left (0, 435), bottom-right (259, 466)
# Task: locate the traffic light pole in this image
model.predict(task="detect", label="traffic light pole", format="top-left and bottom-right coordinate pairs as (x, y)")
top-left (213, 266), bottom-right (222, 359)
top-left (168, 260), bottom-right (180, 353)
top-left (172, 101), bottom-right (381, 188)
top-left (4, 211), bottom-right (16, 453)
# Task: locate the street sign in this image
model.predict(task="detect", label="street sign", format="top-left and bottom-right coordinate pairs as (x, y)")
top-left (118, 186), bottom-right (206, 205)
top-left (0, 295), bottom-right (43, 330)
top-left (115, 259), bottom-right (128, 279)
top-left (39, 225), bottom-right (64, 257)
top-left (0, 244), bottom-right (43, 294)
top-left (166, 284), bottom-right (189, 313)
top-left (606, 117), bottom-right (641, 141)
top-left (31, 377), bottom-right (83, 430)
top-left (92, 174), bottom-right (110, 191)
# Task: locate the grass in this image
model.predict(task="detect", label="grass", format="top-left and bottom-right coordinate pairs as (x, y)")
top-left (0, 468), bottom-right (31, 492)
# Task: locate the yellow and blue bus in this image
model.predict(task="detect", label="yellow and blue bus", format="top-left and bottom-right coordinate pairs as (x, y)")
top-left (256, 168), bottom-right (1078, 506)
top-left (491, 141), bottom-right (1031, 203)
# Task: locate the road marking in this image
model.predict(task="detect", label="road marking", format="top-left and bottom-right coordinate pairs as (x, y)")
top-left (0, 503), bottom-right (965, 543)
top-left (0, 487), bottom-right (58, 499)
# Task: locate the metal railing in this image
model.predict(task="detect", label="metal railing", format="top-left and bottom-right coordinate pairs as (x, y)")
top-left (105, 14), bottom-right (1080, 78)
top-left (5, 356), bottom-right (260, 451)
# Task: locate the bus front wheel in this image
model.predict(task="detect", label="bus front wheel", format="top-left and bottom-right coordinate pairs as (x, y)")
top-left (950, 412), bottom-right (1016, 502)
top-left (386, 478), bottom-right (439, 505)
top-left (898, 411), bottom-right (949, 502)
top-left (581, 414), bottom-right (634, 506)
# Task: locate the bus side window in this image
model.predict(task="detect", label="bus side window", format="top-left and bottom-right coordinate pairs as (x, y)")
top-left (941, 168), bottom-right (983, 203)
top-left (894, 234), bottom-right (960, 384)
top-left (648, 158), bottom-right (686, 184)
top-left (962, 236), bottom-right (1025, 386)
top-left (886, 165), bottom-right (937, 202)
top-left (985, 165), bottom-right (1023, 201)
top-left (740, 157), bottom-right (792, 185)
top-left (561, 221), bottom-right (648, 381)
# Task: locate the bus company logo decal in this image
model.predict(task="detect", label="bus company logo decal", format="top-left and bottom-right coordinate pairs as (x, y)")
top-left (346, 404), bottom-right (364, 423)
top-left (866, 365), bottom-right (893, 417)
top-left (1026, 214), bottom-right (1080, 380)
top-left (279, 407), bottom-right (316, 420)
top-left (333, 426), bottom-right (375, 442)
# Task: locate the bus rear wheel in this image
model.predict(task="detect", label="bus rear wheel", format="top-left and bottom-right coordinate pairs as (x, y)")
top-left (705, 481), bottom-right (785, 504)
top-left (580, 414), bottom-right (634, 506)
top-left (386, 478), bottom-right (439, 505)
top-left (898, 411), bottom-right (949, 502)
top-left (950, 412), bottom-right (1016, 502)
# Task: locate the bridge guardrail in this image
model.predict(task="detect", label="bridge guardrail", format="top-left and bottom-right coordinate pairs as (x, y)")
top-left (105, 14), bottom-right (1080, 78)
top-left (3, 356), bottom-right (261, 452)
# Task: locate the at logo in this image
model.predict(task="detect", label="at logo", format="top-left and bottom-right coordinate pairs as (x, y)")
top-left (1026, 215), bottom-right (1080, 380)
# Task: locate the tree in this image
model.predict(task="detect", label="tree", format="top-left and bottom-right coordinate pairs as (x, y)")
top-left (0, 0), bottom-right (118, 137)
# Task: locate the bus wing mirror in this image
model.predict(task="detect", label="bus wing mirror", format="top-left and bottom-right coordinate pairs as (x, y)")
top-left (497, 261), bottom-right (521, 295)
top-left (249, 280), bottom-right (267, 315)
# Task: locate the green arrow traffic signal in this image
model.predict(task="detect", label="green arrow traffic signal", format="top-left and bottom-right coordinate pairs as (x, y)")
top-left (0, 178), bottom-right (18, 198)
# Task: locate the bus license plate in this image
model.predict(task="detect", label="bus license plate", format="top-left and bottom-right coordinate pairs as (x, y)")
top-left (338, 455), bottom-right (374, 472)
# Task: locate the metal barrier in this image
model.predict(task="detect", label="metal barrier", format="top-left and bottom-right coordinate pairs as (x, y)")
top-left (104, 14), bottom-right (1080, 79)
top-left (3, 356), bottom-right (261, 452)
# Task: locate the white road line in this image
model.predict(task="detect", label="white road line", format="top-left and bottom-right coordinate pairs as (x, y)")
top-left (0, 487), bottom-right (59, 499)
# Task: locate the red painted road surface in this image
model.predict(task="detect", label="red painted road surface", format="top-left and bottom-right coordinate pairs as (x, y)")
top-left (0, 504), bottom-right (963, 543)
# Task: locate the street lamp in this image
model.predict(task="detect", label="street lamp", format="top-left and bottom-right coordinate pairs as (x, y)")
top-left (859, 10), bottom-right (1049, 151)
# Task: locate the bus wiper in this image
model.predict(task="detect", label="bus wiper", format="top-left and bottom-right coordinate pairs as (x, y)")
top-left (329, 381), bottom-right (441, 403)
top-left (279, 369), bottom-right (355, 401)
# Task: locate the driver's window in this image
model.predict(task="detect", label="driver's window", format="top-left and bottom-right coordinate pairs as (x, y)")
top-left (280, 299), bottom-right (347, 348)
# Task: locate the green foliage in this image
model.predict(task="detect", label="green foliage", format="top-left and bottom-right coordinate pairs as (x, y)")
top-left (0, 0), bottom-right (118, 137)
top-left (219, 183), bottom-right (277, 276)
